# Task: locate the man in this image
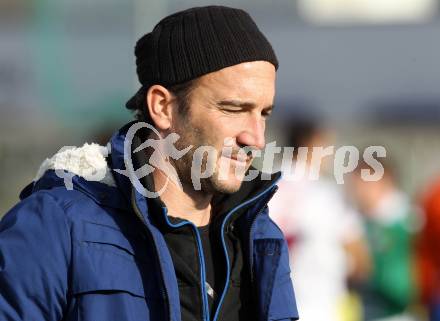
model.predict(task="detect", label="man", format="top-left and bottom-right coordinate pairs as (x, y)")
top-left (269, 117), bottom-right (369, 321)
top-left (0, 6), bottom-right (298, 321)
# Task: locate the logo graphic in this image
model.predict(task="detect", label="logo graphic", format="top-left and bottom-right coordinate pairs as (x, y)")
top-left (113, 122), bottom-right (193, 198)
top-left (52, 122), bottom-right (387, 196)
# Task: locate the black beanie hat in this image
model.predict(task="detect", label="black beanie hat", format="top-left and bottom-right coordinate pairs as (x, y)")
top-left (126, 5), bottom-right (278, 111)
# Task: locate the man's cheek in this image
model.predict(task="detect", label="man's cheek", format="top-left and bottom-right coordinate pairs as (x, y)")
top-left (217, 156), bottom-right (231, 181)
top-left (190, 146), bottom-right (217, 190)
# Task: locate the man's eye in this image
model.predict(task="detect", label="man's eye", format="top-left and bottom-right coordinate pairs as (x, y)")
top-left (262, 110), bottom-right (272, 118)
top-left (222, 108), bottom-right (242, 113)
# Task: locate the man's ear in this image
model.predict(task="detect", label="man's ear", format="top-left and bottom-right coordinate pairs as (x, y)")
top-left (146, 85), bottom-right (174, 130)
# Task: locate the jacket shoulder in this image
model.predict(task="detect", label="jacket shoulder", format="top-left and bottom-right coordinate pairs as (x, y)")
top-left (10, 184), bottom-right (127, 229)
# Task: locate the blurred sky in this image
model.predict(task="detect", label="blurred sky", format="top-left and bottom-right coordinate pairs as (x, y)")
top-left (1, 0), bottom-right (440, 214)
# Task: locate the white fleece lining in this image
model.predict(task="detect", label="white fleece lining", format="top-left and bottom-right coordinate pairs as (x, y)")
top-left (34, 143), bottom-right (116, 187)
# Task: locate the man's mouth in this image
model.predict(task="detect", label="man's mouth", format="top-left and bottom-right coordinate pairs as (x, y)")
top-left (225, 153), bottom-right (251, 165)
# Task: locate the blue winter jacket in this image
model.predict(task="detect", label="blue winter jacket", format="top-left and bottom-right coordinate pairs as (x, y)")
top-left (0, 122), bottom-right (299, 321)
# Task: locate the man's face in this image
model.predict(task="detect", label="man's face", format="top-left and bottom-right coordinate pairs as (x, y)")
top-left (171, 61), bottom-right (276, 194)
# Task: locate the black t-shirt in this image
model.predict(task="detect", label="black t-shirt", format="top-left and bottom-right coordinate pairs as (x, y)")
top-left (161, 220), bottom-right (205, 321)
top-left (197, 224), bottom-right (219, 314)
top-left (149, 201), bottom-right (254, 321)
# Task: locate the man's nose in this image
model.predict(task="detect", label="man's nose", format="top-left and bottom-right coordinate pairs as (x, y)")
top-left (236, 115), bottom-right (266, 151)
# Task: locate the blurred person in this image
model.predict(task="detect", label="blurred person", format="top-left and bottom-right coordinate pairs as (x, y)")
top-left (416, 177), bottom-right (440, 321)
top-left (269, 118), bottom-right (370, 321)
top-left (348, 159), bottom-right (417, 321)
top-left (0, 6), bottom-right (299, 321)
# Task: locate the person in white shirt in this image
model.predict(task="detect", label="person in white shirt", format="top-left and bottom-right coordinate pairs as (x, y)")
top-left (269, 118), bottom-right (370, 321)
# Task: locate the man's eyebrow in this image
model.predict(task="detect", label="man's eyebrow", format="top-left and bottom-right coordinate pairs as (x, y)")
top-left (218, 100), bottom-right (274, 110)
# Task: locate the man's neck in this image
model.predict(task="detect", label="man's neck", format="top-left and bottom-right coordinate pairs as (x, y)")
top-left (152, 169), bottom-right (213, 227)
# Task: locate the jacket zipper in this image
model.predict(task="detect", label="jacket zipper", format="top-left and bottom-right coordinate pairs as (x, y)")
top-left (130, 189), bottom-right (172, 321)
top-left (211, 184), bottom-right (279, 321)
top-left (193, 227), bottom-right (210, 321)
top-left (161, 207), bottom-right (210, 321)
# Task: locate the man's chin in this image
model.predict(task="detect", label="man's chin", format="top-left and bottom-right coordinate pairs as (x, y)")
top-left (208, 172), bottom-right (245, 194)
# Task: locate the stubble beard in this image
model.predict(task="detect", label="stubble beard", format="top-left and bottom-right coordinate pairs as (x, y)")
top-left (170, 122), bottom-right (245, 195)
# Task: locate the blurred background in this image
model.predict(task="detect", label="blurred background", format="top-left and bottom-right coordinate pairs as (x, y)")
top-left (1, 0), bottom-right (440, 320)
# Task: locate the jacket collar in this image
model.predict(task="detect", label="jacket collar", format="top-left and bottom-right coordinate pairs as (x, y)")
top-left (21, 138), bottom-right (128, 209)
